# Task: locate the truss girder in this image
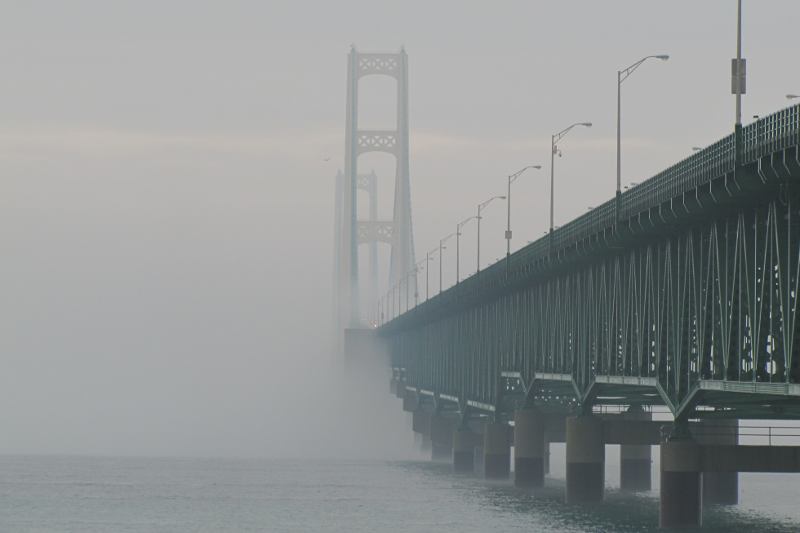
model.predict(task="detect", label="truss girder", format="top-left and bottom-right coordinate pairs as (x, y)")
top-left (384, 102), bottom-right (800, 418)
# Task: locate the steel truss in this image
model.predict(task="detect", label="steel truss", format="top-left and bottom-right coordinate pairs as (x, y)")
top-left (384, 104), bottom-right (800, 421)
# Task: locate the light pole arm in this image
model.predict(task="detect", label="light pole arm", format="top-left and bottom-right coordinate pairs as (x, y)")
top-left (458, 216), bottom-right (478, 230)
top-left (508, 164), bottom-right (542, 185)
top-left (553, 122), bottom-right (591, 146)
top-left (478, 195), bottom-right (505, 212)
top-left (619, 54), bottom-right (669, 84)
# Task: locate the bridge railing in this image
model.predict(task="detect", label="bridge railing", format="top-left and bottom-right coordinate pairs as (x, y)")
top-left (508, 104), bottom-right (800, 281)
top-left (743, 104), bottom-right (800, 161)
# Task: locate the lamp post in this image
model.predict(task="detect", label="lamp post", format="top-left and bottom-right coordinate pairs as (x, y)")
top-left (426, 247), bottom-right (439, 301)
top-left (734, 0), bottom-right (744, 127)
top-left (404, 266), bottom-right (418, 312)
top-left (439, 233), bottom-right (456, 294)
top-left (393, 281), bottom-right (399, 319)
top-left (617, 54), bottom-right (669, 215)
top-left (788, 94), bottom-right (800, 100)
top-left (506, 165), bottom-right (542, 263)
top-left (414, 259), bottom-right (426, 307)
top-left (456, 216), bottom-right (478, 284)
top-left (477, 195), bottom-right (506, 273)
top-left (551, 122), bottom-right (592, 233)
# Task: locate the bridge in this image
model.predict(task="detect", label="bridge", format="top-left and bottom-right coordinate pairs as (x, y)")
top-left (367, 103), bottom-right (800, 528)
top-left (335, 37), bottom-right (800, 529)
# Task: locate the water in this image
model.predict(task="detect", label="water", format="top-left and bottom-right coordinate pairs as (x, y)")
top-left (1, 455), bottom-right (799, 532)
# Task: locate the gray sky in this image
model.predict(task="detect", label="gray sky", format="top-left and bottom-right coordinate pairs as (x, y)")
top-left (0, 1), bottom-right (798, 457)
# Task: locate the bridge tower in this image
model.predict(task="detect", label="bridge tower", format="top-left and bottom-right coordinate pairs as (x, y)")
top-left (334, 47), bottom-right (416, 339)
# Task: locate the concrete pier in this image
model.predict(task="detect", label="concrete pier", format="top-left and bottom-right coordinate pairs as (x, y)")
top-left (402, 389), bottom-right (418, 412)
top-left (429, 415), bottom-right (454, 462)
top-left (619, 407), bottom-right (652, 491)
top-left (565, 415), bottom-right (604, 503)
top-left (411, 409), bottom-right (431, 435)
top-left (660, 439), bottom-right (702, 528)
top-left (483, 421), bottom-right (510, 479)
top-left (514, 408), bottom-right (546, 487)
top-left (697, 419), bottom-right (738, 505)
top-left (452, 427), bottom-right (476, 472)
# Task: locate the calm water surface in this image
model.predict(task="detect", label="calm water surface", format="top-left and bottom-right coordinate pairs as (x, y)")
top-left (0, 455), bottom-right (798, 532)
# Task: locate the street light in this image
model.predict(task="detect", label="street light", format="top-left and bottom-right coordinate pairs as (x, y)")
top-left (414, 259), bottom-right (426, 306)
top-left (788, 94), bottom-right (800, 100)
top-left (404, 266), bottom-right (418, 312)
top-left (439, 232), bottom-right (456, 294)
top-left (477, 195), bottom-right (506, 273)
top-left (505, 165), bottom-right (542, 261)
top-left (692, 146), bottom-right (703, 152)
top-left (733, 0), bottom-right (745, 127)
top-left (551, 122), bottom-right (592, 233)
top-left (456, 216), bottom-right (478, 284)
top-left (617, 54), bottom-right (669, 211)
top-left (425, 247), bottom-right (439, 300)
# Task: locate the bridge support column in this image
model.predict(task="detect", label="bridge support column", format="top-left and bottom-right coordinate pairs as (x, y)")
top-left (660, 438), bottom-right (702, 528)
top-left (412, 409), bottom-right (432, 454)
top-left (565, 415), bottom-right (604, 503)
top-left (483, 422), bottom-right (510, 479)
top-left (452, 426), bottom-right (476, 473)
top-left (514, 408), bottom-right (546, 487)
top-left (620, 407), bottom-right (652, 491)
top-left (402, 389), bottom-right (418, 412)
top-left (429, 415), bottom-right (454, 462)
top-left (544, 441), bottom-right (550, 474)
top-left (698, 419), bottom-right (738, 505)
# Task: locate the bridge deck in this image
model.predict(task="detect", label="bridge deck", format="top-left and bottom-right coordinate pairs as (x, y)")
top-left (382, 104), bottom-right (800, 421)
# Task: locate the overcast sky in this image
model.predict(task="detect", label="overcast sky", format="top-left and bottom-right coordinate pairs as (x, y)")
top-left (0, 1), bottom-right (798, 458)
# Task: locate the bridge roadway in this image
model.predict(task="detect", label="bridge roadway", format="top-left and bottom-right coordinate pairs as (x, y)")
top-left (370, 104), bottom-right (800, 528)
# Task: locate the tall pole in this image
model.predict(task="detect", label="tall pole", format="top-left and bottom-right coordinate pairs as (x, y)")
top-left (504, 166), bottom-right (539, 267)
top-left (456, 224), bottom-right (461, 284)
top-left (550, 123), bottom-right (592, 236)
top-left (426, 250), bottom-right (431, 300)
top-left (476, 197), bottom-right (505, 273)
top-left (439, 239), bottom-right (444, 294)
top-left (550, 135), bottom-right (556, 233)
top-left (616, 69), bottom-right (622, 204)
top-left (506, 175), bottom-right (512, 257)
top-left (477, 205), bottom-right (482, 273)
top-left (736, 0), bottom-right (742, 127)
top-left (405, 271), bottom-right (410, 311)
top-left (456, 216), bottom-right (477, 284)
top-left (436, 233), bottom-right (455, 294)
top-left (615, 55), bottom-right (667, 221)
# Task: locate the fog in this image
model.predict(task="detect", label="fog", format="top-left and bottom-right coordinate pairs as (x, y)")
top-left (0, 1), bottom-right (798, 458)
